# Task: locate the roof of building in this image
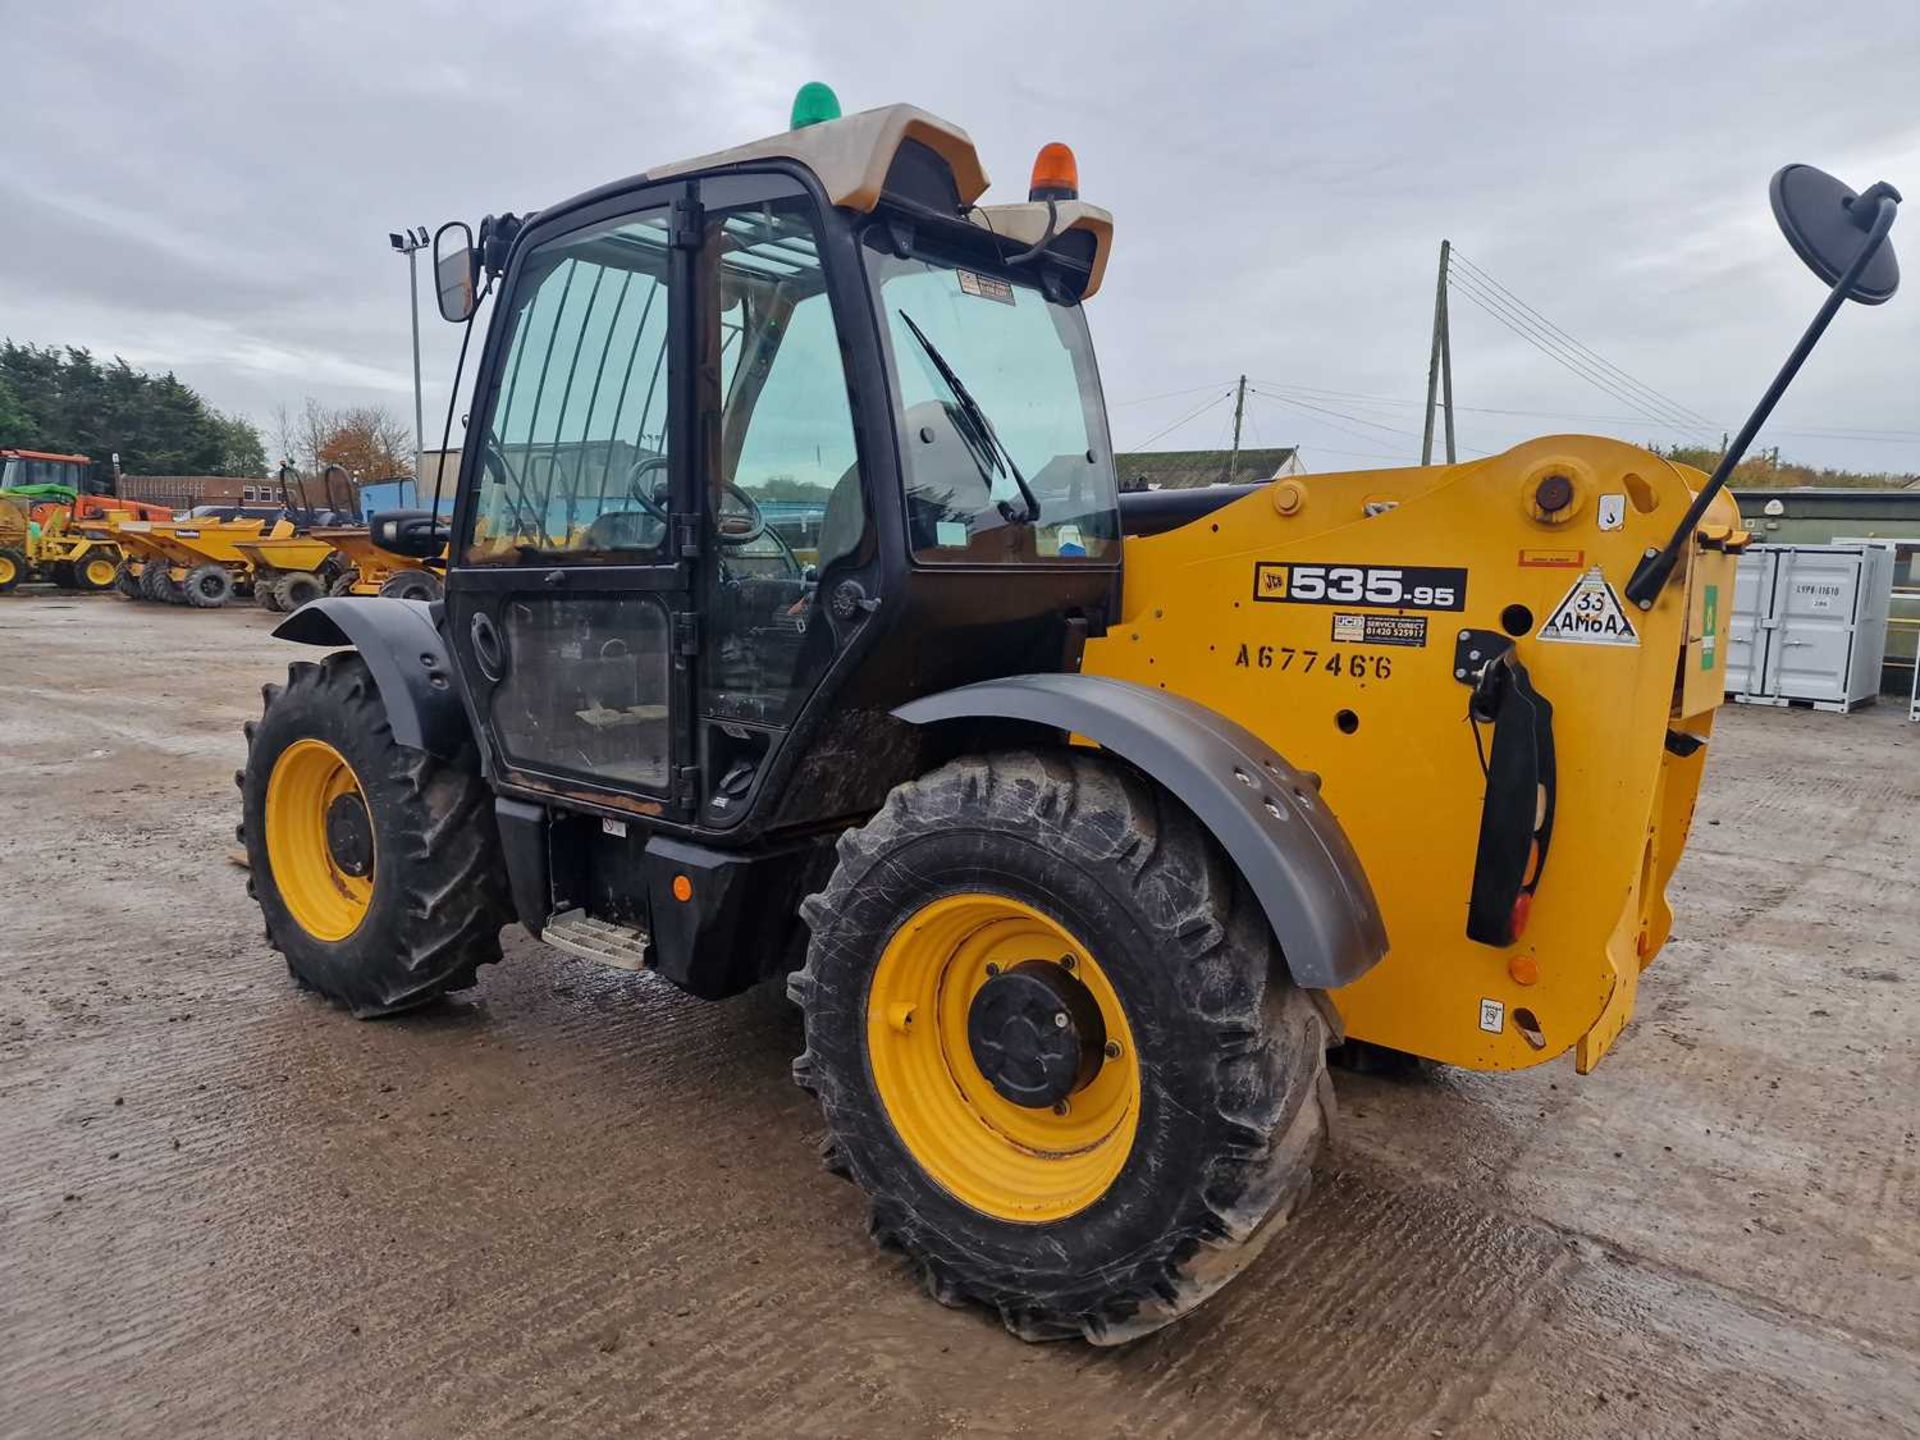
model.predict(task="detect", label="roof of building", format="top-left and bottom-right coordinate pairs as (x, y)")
top-left (1115, 448), bottom-right (1297, 491)
top-left (1731, 486), bottom-right (1920, 511)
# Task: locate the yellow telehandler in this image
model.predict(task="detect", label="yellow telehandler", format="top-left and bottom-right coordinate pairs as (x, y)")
top-left (234, 87), bottom-right (1900, 1342)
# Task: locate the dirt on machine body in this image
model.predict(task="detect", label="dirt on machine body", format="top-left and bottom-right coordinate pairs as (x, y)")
top-left (232, 86), bottom-right (1900, 1342)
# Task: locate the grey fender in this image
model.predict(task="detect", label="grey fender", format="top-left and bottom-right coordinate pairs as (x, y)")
top-left (274, 598), bottom-right (470, 759)
top-left (893, 673), bottom-right (1388, 991)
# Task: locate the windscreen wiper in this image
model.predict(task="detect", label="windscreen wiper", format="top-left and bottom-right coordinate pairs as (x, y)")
top-left (898, 311), bottom-right (1042, 524)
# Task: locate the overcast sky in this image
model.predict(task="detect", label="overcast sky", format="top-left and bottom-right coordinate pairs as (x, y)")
top-left (4, 0), bottom-right (1916, 474)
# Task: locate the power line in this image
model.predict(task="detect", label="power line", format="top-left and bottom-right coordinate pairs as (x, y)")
top-left (1444, 272), bottom-right (1717, 442)
top-left (1250, 386), bottom-right (1494, 458)
top-left (1292, 442), bottom-right (1422, 464)
top-left (1126, 389), bottom-right (1234, 450)
top-left (1445, 264), bottom-right (1717, 440)
top-left (1247, 389), bottom-right (1423, 459)
top-left (1249, 377), bottom-right (1920, 445)
top-left (1444, 268), bottom-right (1711, 436)
top-left (1109, 380), bottom-right (1237, 408)
top-left (1448, 250), bottom-right (1721, 434)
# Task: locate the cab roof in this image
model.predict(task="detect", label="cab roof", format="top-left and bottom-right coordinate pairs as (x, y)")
top-left (647, 103), bottom-right (1113, 298)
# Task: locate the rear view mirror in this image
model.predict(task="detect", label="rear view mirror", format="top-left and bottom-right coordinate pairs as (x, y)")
top-left (1770, 164), bottom-right (1901, 305)
top-left (434, 221), bottom-right (479, 322)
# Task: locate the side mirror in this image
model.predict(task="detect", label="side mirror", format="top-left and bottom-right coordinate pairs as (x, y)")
top-left (1770, 165), bottom-right (1901, 304)
top-left (434, 221), bottom-right (479, 322)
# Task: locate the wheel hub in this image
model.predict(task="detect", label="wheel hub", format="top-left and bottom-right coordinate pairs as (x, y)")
top-left (966, 959), bottom-right (1107, 1108)
top-left (324, 791), bottom-right (374, 877)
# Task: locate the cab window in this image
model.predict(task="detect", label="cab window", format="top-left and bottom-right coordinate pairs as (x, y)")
top-left (463, 208), bottom-right (675, 564)
top-left (702, 185), bottom-right (866, 728)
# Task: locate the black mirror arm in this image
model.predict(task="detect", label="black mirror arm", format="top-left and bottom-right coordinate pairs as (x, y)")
top-left (1625, 190), bottom-right (1898, 610)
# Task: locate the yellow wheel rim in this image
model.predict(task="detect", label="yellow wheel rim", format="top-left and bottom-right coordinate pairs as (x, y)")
top-left (83, 556), bottom-right (117, 587)
top-left (866, 894), bottom-right (1140, 1223)
top-left (264, 739), bottom-right (374, 942)
top-left (0, 556), bottom-right (15, 585)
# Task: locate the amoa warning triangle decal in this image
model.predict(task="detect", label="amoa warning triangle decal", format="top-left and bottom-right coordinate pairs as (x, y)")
top-left (1537, 566), bottom-right (1639, 646)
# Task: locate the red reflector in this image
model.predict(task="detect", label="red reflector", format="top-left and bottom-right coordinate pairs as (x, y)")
top-left (1509, 891), bottom-right (1533, 941)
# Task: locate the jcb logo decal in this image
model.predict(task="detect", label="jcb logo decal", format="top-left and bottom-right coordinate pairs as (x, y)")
top-left (1252, 562), bottom-right (1467, 612)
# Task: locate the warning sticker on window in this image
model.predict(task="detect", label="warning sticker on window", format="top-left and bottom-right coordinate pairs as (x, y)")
top-left (1331, 612), bottom-right (1428, 647)
top-left (956, 270), bottom-right (1015, 305)
top-left (1538, 566), bottom-right (1639, 646)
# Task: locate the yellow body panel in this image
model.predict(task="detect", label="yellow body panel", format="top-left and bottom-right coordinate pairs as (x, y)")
top-left (234, 536), bottom-right (339, 574)
top-left (310, 527), bottom-right (439, 594)
top-left (1082, 437), bottom-right (1739, 1073)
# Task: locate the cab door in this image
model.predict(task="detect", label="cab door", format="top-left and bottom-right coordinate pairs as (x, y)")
top-left (445, 184), bottom-right (701, 817)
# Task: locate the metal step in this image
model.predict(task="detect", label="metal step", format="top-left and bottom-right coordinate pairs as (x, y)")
top-left (540, 908), bottom-right (652, 971)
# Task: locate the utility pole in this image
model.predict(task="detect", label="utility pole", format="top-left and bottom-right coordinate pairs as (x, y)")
top-left (389, 227), bottom-right (430, 480)
top-left (1422, 239), bottom-right (1456, 465)
top-left (1439, 251), bottom-right (1456, 464)
top-left (1227, 374), bottom-right (1247, 481)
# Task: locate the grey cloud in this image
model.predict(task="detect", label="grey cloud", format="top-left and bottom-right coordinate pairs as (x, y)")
top-left (3, 0), bottom-right (1915, 471)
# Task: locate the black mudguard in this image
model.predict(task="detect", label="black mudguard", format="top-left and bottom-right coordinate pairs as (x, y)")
top-left (273, 598), bottom-right (470, 759)
top-left (894, 674), bottom-right (1389, 991)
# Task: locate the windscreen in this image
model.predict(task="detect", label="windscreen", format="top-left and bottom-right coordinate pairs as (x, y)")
top-left (865, 240), bottom-right (1118, 564)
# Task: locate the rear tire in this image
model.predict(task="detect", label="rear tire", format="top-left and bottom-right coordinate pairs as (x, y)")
top-left (790, 749), bottom-right (1332, 1344)
top-left (279, 572), bottom-right (324, 611)
top-left (114, 562), bottom-right (142, 599)
top-left (184, 562), bottom-right (234, 608)
top-left (378, 569), bottom-right (442, 601)
top-left (239, 651), bottom-right (510, 1016)
top-left (328, 569), bottom-right (360, 597)
top-left (74, 554), bottom-right (119, 592)
top-left (139, 562), bottom-right (170, 602)
top-left (0, 547), bottom-right (26, 594)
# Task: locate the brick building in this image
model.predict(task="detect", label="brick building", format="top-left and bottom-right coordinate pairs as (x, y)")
top-left (114, 475), bottom-right (286, 510)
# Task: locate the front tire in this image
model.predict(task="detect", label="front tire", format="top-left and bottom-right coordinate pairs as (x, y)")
top-left (790, 750), bottom-right (1331, 1344)
top-left (239, 652), bottom-right (510, 1016)
top-left (74, 554), bottom-right (119, 592)
top-left (378, 569), bottom-right (442, 601)
top-left (184, 562), bottom-right (234, 607)
top-left (278, 571), bottom-right (324, 611)
top-left (0, 547), bottom-right (25, 594)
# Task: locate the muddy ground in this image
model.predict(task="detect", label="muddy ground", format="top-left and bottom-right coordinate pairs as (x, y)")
top-left (0, 590), bottom-right (1914, 1439)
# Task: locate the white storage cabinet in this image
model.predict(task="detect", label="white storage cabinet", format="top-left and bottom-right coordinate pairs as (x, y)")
top-left (1725, 543), bottom-right (1893, 713)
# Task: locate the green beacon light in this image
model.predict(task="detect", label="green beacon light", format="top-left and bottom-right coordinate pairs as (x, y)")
top-left (791, 82), bottom-right (841, 130)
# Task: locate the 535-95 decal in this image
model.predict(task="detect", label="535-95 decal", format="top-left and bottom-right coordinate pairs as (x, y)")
top-left (1254, 561), bottom-right (1467, 612)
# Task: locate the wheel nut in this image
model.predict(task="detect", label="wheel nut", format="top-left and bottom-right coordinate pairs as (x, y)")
top-left (1053, 1012), bottom-right (1069, 1029)
top-left (1052, 1100), bottom-right (1071, 1117)
top-left (984, 962), bottom-right (1000, 977)
top-left (1104, 1041), bottom-right (1122, 1060)
top-left (1059, 954), bottom-right (1076, 970)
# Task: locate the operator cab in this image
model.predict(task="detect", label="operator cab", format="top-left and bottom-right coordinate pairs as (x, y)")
top-left (431, 89), bottom-right (1121, 846)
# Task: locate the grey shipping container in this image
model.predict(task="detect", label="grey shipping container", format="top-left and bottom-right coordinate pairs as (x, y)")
top-left (1727, 543), bottom-right (1894, 713)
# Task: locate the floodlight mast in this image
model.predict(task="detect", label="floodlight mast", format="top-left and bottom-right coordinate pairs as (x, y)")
top-left (389, 226), bottom-right (430, 484)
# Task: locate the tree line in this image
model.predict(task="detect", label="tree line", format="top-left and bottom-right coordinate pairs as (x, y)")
top-left (0, 342), bottom-right (265, 478)
top-left (1657, 444), bottom-right (1915, 490)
